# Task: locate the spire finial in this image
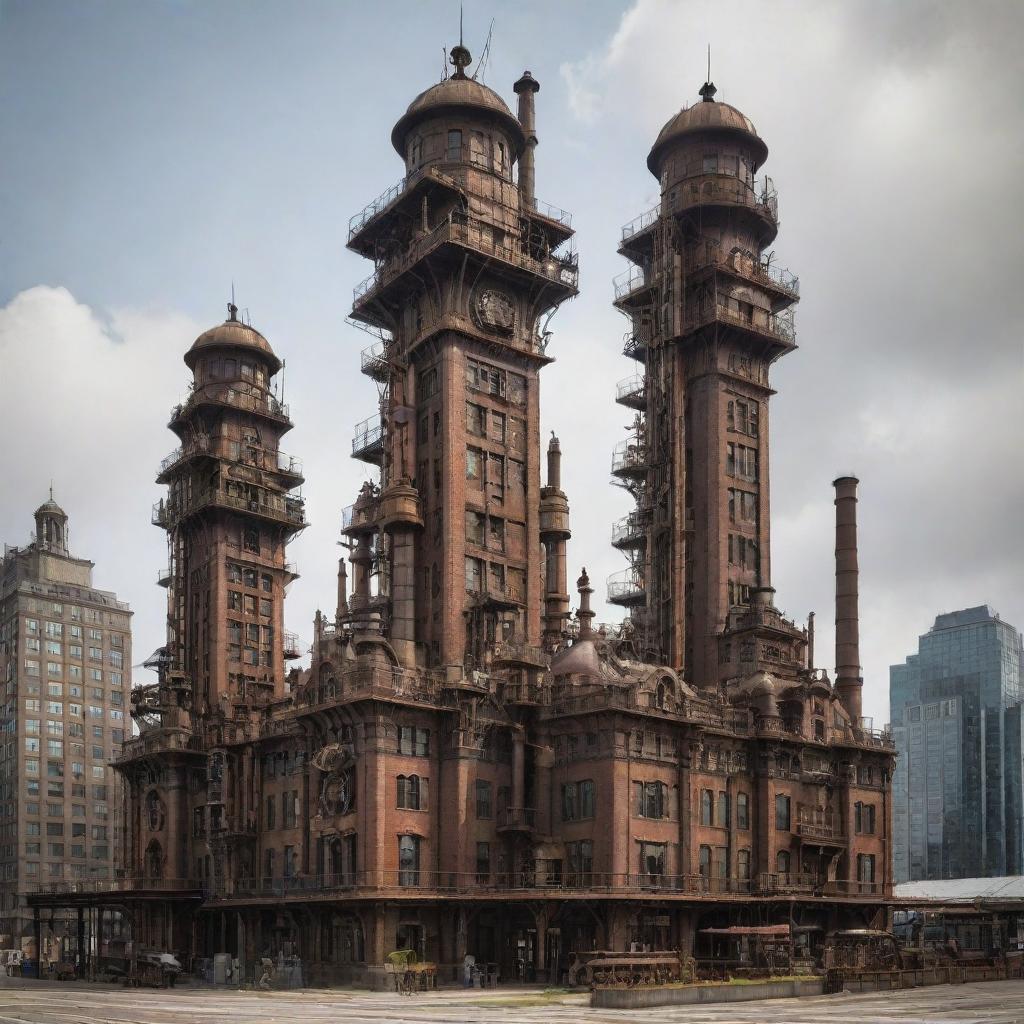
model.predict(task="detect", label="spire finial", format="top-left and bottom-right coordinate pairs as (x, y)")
top-left (450, 7), bottom-right (471, 79)
top-left (49, 481), bottom-right (53, 501)
top-left (700, 45), bottom-right (717, 102)
top-left (228, 284), bottom-right (238, 323)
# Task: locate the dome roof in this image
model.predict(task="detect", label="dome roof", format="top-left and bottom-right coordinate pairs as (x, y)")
top-left (391, 75), bottom-right (526, 156)
top-left (34, 498), bottom-right (66, 518)
top-left (184, 315), bottom-right (280, 373)
top-left (648, 91), bottom-right (768, 175)
top-left (550, 639), bottom-right (603, 678)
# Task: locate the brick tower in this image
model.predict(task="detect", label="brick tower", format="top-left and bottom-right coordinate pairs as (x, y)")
top-left (609, 79), bottom-right (800, 686)
top-left (345, 44), bottom-right (578, 677)
top-left (122, 306), bottom-right (305, 886)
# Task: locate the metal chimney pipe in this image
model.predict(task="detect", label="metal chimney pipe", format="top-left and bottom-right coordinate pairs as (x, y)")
top-left (546, 433), bottom-right (562, 490)
top-left (833, 476), bottom-right (863, 724)
top-left (514, 71), bottom-right (539, 206)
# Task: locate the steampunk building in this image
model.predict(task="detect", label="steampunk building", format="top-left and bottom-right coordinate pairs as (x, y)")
top-left (31, 51), bottom-right (895, 988)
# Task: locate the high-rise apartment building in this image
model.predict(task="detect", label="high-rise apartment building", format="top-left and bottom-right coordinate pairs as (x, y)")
top-left (0, 498), bottom-right (131, 954)
top-left (891, 606), bottom-right (1024, 881)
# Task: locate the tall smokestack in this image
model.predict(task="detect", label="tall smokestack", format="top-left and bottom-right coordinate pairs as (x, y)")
top-left (514, 71), bottom-right (539, 206)
top-left (833, 476), bottom-right (862, 724)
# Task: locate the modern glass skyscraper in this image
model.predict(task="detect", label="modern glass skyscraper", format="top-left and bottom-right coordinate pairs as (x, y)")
top-left (891, 606), bottom-right (1024, 881)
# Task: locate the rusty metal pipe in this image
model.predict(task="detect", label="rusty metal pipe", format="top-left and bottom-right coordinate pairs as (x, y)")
top-left (833, 476), bottom-right (862, 723)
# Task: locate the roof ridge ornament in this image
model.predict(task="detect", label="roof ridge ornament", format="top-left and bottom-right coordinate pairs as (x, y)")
top-left (699, 80), bottom-right (717, 103)
top-left (450, 43), bottom-right (472, 79)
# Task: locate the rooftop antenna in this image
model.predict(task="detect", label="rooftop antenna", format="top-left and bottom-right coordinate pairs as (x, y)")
top-left (473, 18), bottom-right (495, 82)
top-left (442, 46), bottom-right (449, 80)
top-left (228, 283), bottom-right (238, 322)
top-left (49, 481), bottom-right (54, 501)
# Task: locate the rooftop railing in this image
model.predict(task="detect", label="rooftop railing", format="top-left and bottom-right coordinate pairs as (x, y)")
top-left (524, 196), bottom-right (573, 228)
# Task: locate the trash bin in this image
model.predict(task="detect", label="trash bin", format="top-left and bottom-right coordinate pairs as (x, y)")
top-left (21, 959), bottom-right (38, 979)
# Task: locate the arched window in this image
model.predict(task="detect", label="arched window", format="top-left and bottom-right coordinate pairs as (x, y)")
top-left (397, 774), bottom-right (421, 810)
top-left (776, 849), bottom-right (791, 876)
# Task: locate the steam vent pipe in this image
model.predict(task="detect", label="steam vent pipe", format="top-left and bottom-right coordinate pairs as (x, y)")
top-left (833, 476), bottom-right (863, 725)
top-left (514, 71), bottom-right (539, 206)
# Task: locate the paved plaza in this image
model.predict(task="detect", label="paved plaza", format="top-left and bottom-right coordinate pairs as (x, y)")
top-left (1, 976), bottom-right (1023, 1023)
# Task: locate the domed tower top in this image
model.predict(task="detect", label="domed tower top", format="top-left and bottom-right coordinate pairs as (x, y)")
top-left (647, 81), bottom-right (768, 177)
top-left (184, 303), bottom-right (281, 374)
top-left (391, 43), bottom-right (526, 160)
top-left (34, 490), bottom-right (69, 555)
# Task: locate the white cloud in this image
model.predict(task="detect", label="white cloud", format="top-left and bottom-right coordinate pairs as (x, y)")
top-left (0, 287), bottom-right (200, 676)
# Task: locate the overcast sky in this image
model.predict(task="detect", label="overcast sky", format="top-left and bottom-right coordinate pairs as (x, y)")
top-left (2, 0), bottom-right (1022, 725)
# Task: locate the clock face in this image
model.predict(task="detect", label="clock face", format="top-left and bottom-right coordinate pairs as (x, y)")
top-left (473, 288), bottom-right (516, 334)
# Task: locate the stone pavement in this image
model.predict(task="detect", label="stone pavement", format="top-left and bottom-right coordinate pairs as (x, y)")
top-left (0, 975), bottom-right (1022, 1022)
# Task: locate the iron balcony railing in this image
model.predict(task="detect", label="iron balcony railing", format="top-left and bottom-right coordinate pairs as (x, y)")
top-left (352, 213), bottom-right (579, 308)
top-left (622, 330), bottom-right (650, 361)
top-left (347, 166), bottom-right (463, 241)
top-left (497, 807), bottom-right (537, 831)
top-left (611, 439), bottom-right (648, 476)
top-left (668, 172), bottom-right (779, 225)
top-left (31, 877), bottom-right (203, 897)
top-left (615, 375), bottom-right (646, 408)
top-left (611, 513), bottom-right (646, 548)
top-left (621, 202), bottom-right (661, 241)
top-left (170, 384), bottom-right (290, 428)
top-left (360, 340), bottom-right (390, 381)
top-left (158, 439), bottom-right (302, 480)
top-left (684, 242), bottom-right (799, 299)
top-left (150, 489), bottom-right (306, 532)
top-left (282, 631), bottom-right (302, 659)
top-left (351, 416), bottom-right (384, 460)
top-left (607, 567), bottom-right (646, 604)
top-left (523, 195), bottom-right (573, 228)
top-left (491, 639), bottom-right (549, 667)
top-left (612, 265), bottom-right (654, 300)
top-left (202, 869), bottom-right (888, 900)
top-left (685, 300), bottom-right (796, 346)
top-left (341, 500), bottom-right (378, 533)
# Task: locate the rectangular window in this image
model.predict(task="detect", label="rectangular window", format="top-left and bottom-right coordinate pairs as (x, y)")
top-left (717, 791), bottom-right (730, 828)
top-left (446, 129), bottom-right (462, 161)
top-left (737, 849), bottom-right (751, 880)
top-left (475, 780), bottom-right (492, 819)
top-left (634, 781), bottom-right (666, 819)
top-left (775, 794), bottom-right (791, 832)
top-left (639, 841), bottom-right (667, 878)
top-left (737, 793), bottom-right (750, 830)
top-left (700, 789), bottom-right (714, 826)
top-left (398, 726), bottom-right (429, 757)
top-left (398, 834), bottom-right (421, 886)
